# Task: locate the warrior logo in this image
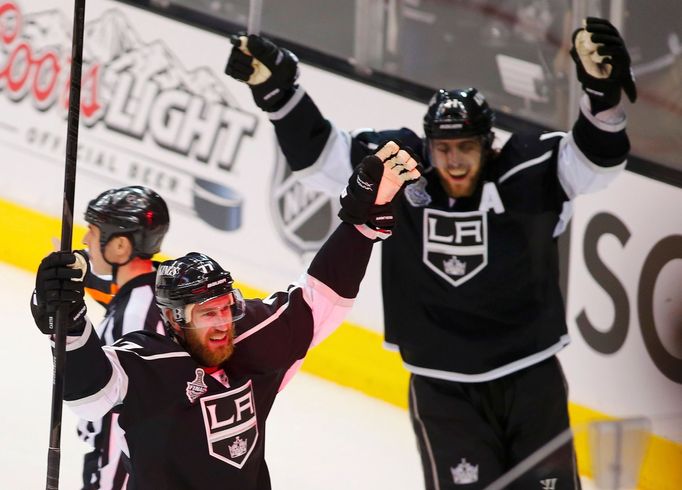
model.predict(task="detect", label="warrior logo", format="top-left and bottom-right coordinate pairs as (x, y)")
top-left (270, 147), bottom-right (339, 255)
top-left (0, 1), bottom-right (257, 231)
top-left (423, 209), bottom-right (488, 287)
top-left (200, 380), bottom-right (258, 469)
top-left (186, 368), bottom-right (208, 404)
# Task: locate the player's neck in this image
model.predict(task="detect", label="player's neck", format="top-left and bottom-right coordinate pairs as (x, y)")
top-left (115, 258), bottom-right (154, 288)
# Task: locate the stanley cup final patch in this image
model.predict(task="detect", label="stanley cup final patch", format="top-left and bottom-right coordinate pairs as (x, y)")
top-left (187, 368), bottom-right (209, 403)
top-left (422, 209), bottom-right (488, 287)
top-left (200, 380), bottom-right (259, 469)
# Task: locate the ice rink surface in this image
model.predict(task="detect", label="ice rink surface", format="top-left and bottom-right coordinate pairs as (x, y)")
top-left (0, 262), bottom-right (424, 489)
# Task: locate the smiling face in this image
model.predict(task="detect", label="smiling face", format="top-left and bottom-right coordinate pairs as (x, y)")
top-left (430, 137), bottom-right (485, 198)
top-left (171, 294), bottom-right (236, 367)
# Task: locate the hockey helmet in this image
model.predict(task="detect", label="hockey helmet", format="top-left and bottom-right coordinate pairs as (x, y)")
top-left (423, 88), bottom-right (495, 146)
top-left (85, 186), bottom-right (170, 260)
top-left (155, 252), bottom-right (245, 328)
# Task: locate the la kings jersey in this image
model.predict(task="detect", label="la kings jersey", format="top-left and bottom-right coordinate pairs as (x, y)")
top-left (79, 267), bottom-right (164, 489)
top-left (62, 223), bottom-right (373, 490)
top-left (270, 87), bottom-right (629, 382)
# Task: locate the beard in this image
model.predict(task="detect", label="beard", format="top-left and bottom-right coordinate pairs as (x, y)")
top-left (182, 328), bottom-right (235, 367)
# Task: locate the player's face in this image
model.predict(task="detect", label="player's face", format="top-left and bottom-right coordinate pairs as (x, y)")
top-left (82, 224), bottom-right (111, 275)
top-left (182, 295), bottom-right (235, 367)
top-left (430, 137), bottom-right (484, 198)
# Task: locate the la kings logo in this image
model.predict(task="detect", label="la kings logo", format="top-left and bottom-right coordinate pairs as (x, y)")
top-left (200, 380), bottom-right (258, 469)
top-left (423, 209), bottom-right (488, 287)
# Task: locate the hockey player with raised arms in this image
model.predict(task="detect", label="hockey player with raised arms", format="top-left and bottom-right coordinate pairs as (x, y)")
top-left (31, 142), bottom-right (421, 490)
top-left (225, 17), bottom-right (637, 490)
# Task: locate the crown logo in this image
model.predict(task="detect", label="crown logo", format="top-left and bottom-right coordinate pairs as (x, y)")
top-left (228, 436), bottom-right (248, 458)
top-left (443, 256), bottom-right (466, 276)
top-left (451, 458), bottom-right (479, 484)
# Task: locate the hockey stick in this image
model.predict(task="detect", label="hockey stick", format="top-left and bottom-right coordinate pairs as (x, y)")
top-left (247, 0), bottom-right (263, 35)
top-left (45, 0), bottom-right (86, 488)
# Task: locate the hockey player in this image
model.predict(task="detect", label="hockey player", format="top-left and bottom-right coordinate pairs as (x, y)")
top-left (31, 142), bottom-right (421, 490)
top-left (224, 17), bottom-right (637, 490)
top-left (77, 186), bottom-right (170, 489)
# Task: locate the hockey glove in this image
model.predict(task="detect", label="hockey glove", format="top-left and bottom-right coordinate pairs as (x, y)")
top-left (31, 251), bottom-right (88, 335)
top-left (570, 17), bottom-right (637, 113)
top-left (339, 141), bottom-right (421, 231)
top-left (225, 34), bottom-right (299, 112)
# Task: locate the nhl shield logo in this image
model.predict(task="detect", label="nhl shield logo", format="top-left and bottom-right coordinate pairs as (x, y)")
top-left (270, 148), bottom-right (339, 255)
top-left (422, 209), bottom-right (488, 287)
top-left (200, 380), bottom-right (258, 469)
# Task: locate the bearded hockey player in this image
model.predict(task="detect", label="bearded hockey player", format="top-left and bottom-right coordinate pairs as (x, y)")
top-left (225, 17), bottom-right (636, 490)
top-left (31, 142), bottom-right (420, 489)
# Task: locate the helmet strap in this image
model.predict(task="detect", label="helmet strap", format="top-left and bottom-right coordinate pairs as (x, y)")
top-left (101, 235), bottom-right (135, 283)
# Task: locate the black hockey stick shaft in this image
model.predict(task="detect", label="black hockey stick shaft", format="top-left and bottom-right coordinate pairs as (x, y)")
top-left (46, 1), bottom-right (86, 489)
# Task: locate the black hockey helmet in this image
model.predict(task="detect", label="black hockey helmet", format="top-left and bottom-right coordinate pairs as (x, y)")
top-left (155, 252), bottom-right (245, 327)
top-left (85, 186), bottom-right (170, 260)
top-left (423, 88), bottom-right (495, 146)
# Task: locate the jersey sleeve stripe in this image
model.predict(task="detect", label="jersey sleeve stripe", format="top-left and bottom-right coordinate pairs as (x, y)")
top-left (498, 150), bottom-right (553, 184)
top-left (66, 347), bottom-right (128, 420)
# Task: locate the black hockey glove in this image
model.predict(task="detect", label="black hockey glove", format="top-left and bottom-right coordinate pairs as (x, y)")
top-left (339, 141), bottom-right (422, 230)
top-left (570, 17), bottom-right (637, 113)
top-left (225, 34), bottom-right (299, 112)
top-left (31, 251), bottom-right (88, 335)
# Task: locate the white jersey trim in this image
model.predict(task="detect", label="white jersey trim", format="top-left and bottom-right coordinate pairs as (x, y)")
top-left (557, 132), bottom-right (625, 200)
top-left (63, 319), bottom-right (94, 351)
top-left (109, 348), bottom-right (192, 361)
top-left (553, 200), bottom-right (574, 237)
top-left (403, 335), bottom-right (570, 382)
top-left (268, 85), bottom-right (306, 121)
top-left (233, 294), bottom-right (296, 345)
top-left (539, 131), bottom-right (567, 141)
top-left (497, 150), bottom-right (553, 184)
top-left (291, 123), bottom-right (353, 195)
top-left (410, 377), bottom-right (441, 490)
top-left (66, 347), bottom-right (129, 420)
top-left (382, 341), bottom-right (400, 352)
top-left (579, 94), bottom-right (627, 132)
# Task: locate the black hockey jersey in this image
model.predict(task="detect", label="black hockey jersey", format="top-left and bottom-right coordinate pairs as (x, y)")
top-left (62, 223), bottom-right (373, 489)
top-left (79, 265), bottom-right (164, 489)
top-left (270, 87), bottom-right (629, 381)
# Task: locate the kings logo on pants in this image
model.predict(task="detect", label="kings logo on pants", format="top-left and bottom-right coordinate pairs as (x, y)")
top-left (200, 380), bottom-right (259, 469)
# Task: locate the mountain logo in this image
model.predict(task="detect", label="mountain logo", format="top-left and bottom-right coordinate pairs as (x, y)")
top-left (0, 1), bottom-right (258, 231)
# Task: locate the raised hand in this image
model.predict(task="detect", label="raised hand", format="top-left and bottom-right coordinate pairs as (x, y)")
top-left (571, 17), bottom-right (637, 112)
top-left (225, 34), bottom-right (299, 112)
top-left (31, 251), bottom-right (88, 335)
